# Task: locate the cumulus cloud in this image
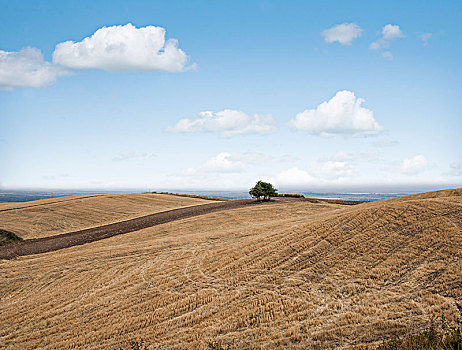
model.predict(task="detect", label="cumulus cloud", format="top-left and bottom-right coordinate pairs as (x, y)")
top-left (202, 152), bottom-right (246, 173)
top-left (0, 23), bottom-right (190, 90)
top-left (400, 155), bottom-right (428, 175)
top-left (182, 153), bottom-right (246, 175)
top-left (382, 24), bottom-right (405, 40)
top-left (276, 163), bottom-right (353, 187)
top-left (170, 151), bottom-right (297, 188)
top-left (167, 109), bottom-right (277, 137)
top-left (370, 24), bottom-right (404, 51)
top-left (288, 90), bottom-right (383, 137)
top-left (322, 23), bottom-right (363, 45)
top-left (0, 47), bottom-right (68, 90)
top-left (276, 153), bottom-right (362, 187)
top-left (276, 167), bottom-right (316, 187)
top-left (53, 23), bottom-right (190, 72)
top-left (308, 160), bottom-right (354, 179)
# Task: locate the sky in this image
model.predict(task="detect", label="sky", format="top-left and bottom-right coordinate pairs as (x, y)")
top-left (0, 0), bottom-right (461, 192)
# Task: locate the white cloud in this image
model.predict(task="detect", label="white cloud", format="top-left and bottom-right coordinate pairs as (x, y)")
top-left (382, 24), bottom-right (404, 40)
top-left (276, 153), bottom-right (362, 187)
top-left (276, 163), bottom-right (353, 188)
top-left (164, 153), bottom-right (252, 190)
top-left (288, 90), bottom-right (383, 137)
top-left (0, 47), bottom-right (68, 90)
top-left (381, 51), bottom-right (393, 60)
top-left (177, 151), bottom-right (295, 181)
top-left (401, 155), bottom-right (428, 175)
top-left (53, 23), bottom-right (190, 72)
top-left (370, 24), bottom-right (404, 52)
top-left (167, 109), bottom-right (278, 137)
top-left (202, 152), bottom-right (246, 173)
top-left (277, 167), bottom-right (316, 187)
top-left (369, 39), bottom-right (389, 50)
top-left (181, 153), bottom-right (245, 176)
top-left (322, 23), bottom-right (363, 45)
top-left (420, 33), bottom-right (432, 46)
top-left (308, 160), bottom-right (354, 179)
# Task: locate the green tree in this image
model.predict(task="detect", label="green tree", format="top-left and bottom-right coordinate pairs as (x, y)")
top-left (249, 182), bottom-right (264, 201)
top-left (249, 180), bottom-right (278, 201)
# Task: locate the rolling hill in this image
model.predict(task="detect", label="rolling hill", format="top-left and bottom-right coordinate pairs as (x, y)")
top-left (0, 193), bottom-right (216, 239)
top-left (0, 189), bottom-right (461, 349)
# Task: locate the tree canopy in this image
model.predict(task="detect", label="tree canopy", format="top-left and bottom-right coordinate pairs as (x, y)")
top-left (249, 180), bottom-right (278, 201)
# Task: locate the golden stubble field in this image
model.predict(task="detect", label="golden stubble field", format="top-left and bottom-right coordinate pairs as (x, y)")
top-left (0, 193), bottom-right (215, 239)
top-left (0, 189), bottom-right (461, 349)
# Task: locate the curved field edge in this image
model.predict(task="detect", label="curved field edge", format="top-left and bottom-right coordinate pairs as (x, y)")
top-left (0, 193), bottom-right (220, 239)
top-left (0, 199), bottom-right (285, 260)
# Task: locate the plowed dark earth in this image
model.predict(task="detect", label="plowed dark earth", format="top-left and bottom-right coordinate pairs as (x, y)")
top-left (0, 198), bottom-right (309, 260)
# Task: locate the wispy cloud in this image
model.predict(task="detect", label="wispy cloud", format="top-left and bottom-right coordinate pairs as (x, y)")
top-left (167, 109), bottom-right (277, 137)
top-left (381, 51), bottom-right (393, 60)
top-left (112, 150), bottom-right (156, 162)
top-left (420, 33), bottom-right (432, 46)
top-left (370, 24), bottom-right (404, 55)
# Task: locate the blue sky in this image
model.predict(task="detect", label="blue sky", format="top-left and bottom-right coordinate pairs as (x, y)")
top-left (0, 0), bottom-right (461, 192)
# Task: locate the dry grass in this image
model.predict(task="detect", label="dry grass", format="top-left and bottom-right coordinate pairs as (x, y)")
top-left (0, 193), bottom-right (216, 239)
top-left (0, 189), bottom-right (461, 349)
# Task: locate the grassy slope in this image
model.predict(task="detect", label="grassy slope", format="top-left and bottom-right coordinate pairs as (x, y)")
top-left (0, 189), bottom-right (461, 349)
top-left (0, 193), bottom-right (217, 239)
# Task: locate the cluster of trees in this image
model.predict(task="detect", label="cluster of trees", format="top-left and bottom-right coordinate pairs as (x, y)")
top-left (249, 180), bottom-right (278, 201)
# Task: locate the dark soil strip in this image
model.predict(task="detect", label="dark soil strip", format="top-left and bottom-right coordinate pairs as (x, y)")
top-left (0, 199), bottom-right (279, 260)
top-left (0, 197), bottom-right (363, 260)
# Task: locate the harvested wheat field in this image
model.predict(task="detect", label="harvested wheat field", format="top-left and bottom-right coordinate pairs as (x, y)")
top-left (1, 189), bottom-right (461, 349)
top-left (0, 193), bottom-right (216, 239)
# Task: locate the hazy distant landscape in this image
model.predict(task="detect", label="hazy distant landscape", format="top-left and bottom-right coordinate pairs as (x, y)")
top-left (0, 189), bottom-right (413, 203)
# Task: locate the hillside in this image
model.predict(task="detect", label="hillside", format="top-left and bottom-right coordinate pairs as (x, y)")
top-left (0, 193), bottom-right (216, 239)
top-left (0, 189), bottom-right (461, 349)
